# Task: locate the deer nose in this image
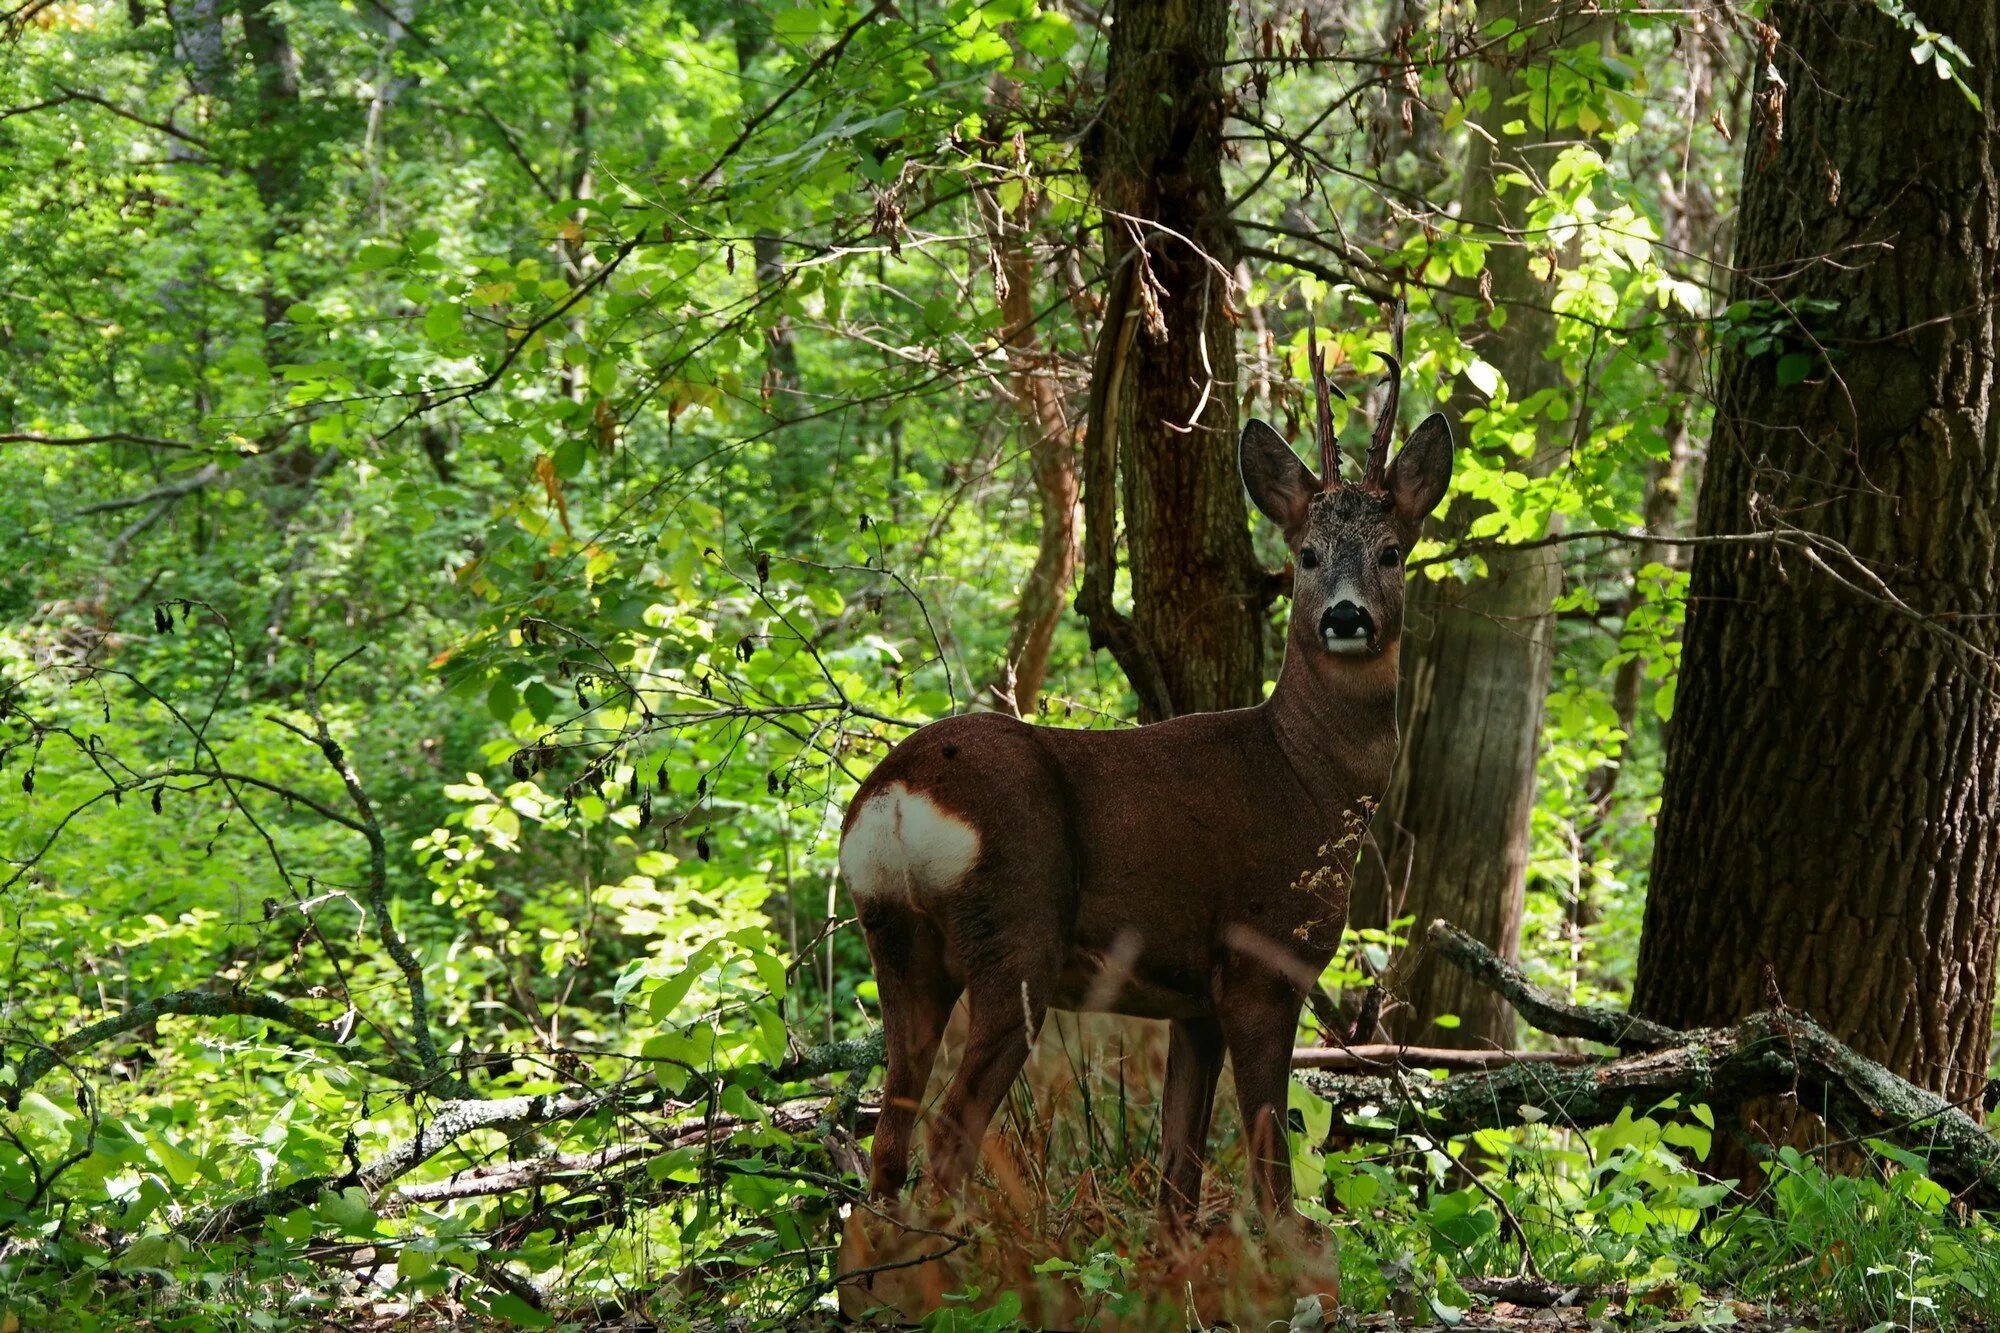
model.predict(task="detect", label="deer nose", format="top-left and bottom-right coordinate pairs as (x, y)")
top-left (1320, 600), bottom-right (1372, 641)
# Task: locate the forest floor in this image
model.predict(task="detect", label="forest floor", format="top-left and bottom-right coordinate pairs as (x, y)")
top-left (308, 1295), bottom-right (1893, 1330)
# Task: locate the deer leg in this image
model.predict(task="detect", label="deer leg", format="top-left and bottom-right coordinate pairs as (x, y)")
top-left (861, 910), bottom-right (961, 1199)
top-left (1157, 1015), bottom-right (1226, 1228)
top-left (923, 975), bottom-right (1047, 1195)
top-left (1218, 973), bottom-right (1305, 1217)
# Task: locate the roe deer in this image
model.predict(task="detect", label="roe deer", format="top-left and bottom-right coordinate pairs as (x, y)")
top-left (840, 333), bottom-right (1453, 1225)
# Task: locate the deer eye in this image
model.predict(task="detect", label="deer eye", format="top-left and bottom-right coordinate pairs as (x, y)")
top-left (1379, 544), bottom-right (1402, 568)
top-left (1299, 548), bottom-right (1319, 570)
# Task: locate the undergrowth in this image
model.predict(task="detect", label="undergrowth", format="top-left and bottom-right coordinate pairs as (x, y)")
top-left (6, 986), bottom-right (1997, 1330)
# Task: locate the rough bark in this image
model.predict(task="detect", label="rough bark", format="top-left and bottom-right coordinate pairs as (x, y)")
top-left (1352, 0), bottom-right (1601, 1047)
top-left (1079, 0), bottom-right (1262, 719)
top-left (1634, 0), bottom-right (2000, 1130)
top-left (752, 232), bottom-right (800, 405)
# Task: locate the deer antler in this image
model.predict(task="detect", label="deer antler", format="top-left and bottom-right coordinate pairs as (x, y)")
top-left (1362, 295), bottom-right (1406, 491)
top-left (1306, 319), bottom-right (1346, 491)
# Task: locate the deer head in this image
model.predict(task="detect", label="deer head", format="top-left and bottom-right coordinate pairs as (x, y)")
top-left (1238, 324), bottom-right (1454, 658)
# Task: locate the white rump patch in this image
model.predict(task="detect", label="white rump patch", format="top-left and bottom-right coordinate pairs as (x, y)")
top-left (840, 782), bottom-right (981, 902)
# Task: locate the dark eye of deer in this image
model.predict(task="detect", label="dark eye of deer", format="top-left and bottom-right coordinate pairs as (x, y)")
top-left (1299, 548), bottom-right (1319, 570)
top-left (1379, 545), bottom-right (1401, 568)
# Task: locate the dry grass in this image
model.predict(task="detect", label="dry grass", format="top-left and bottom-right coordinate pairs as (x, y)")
top-left (836, 1007), bottom-right (1344, 1329)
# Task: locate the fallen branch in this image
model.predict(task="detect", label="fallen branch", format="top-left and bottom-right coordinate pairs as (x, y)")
top-left (1423, 920), bottom-right (1681, 1051)
top-left (1291, 1044), bottom-right (1592, 1072)
top-left (193, 1084), bottom-right (653, 1238)
top-left (192, 1028), bottom-right (888, 1236)
top-left (1458, 1275), bottom-right (1628, 1309)
top-left (380, 1095), bottom-right (872, 1210)
top-left (1303, 920), bottom-right (2000, 1207)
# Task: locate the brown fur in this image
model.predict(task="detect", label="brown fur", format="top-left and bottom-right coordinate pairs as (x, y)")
top-left (842, 412), bottom-right (1454, 1232)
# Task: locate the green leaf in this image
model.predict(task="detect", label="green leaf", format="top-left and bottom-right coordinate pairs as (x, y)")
top-left (15, 1090), bottom-right (75, 1140)
top-left (480, 1291), bottom-right (554, 1328)
top-left (647, 943), bottom-right (717, 1021)
top-left (1775, 352), bottom-right (1814, 386)
top-left (425, 302), bottom-right (465, 346)
top-left (553, 436), bottom-right (589, 479)
top-left (771, 5), bottom-right (820, 40)
top-left (316, 1185), bottom-right (379, 1237)
top-left (522, 681), bottom-right (559, 723)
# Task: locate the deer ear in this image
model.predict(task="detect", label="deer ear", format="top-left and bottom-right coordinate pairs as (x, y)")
top-left (1239, 418), bottom-right (1318, 532)
top-left (1385, 412), bottom-right (1453, 523)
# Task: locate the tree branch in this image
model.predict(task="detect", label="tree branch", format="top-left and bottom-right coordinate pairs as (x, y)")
top-left (279, 652), bottom-right (452, 1087)
top-left (73, 465), bottom-right (222, 516)
top-left (0, 431), bottom-right (207, 451)
top-left (2, 990), bottom-right (344, 1106)
top-left (1073, 256), bottom-right (1176, 720)
top-left (196, 1028), bottom-right (891, 1235)
top-left (46, 86), bottom-right (213, 150)
top-left (1423, 919), bottom-right (1683, 1050)
top-left (1291, 1044), bottom-right (1592, 1072)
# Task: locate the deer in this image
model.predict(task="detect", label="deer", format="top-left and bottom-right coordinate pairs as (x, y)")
top-left (838, 326), bottom-right (1453, 1230)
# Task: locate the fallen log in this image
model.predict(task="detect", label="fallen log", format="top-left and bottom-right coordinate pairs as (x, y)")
top-left (1303, 920), bottom-right (2000, 1207)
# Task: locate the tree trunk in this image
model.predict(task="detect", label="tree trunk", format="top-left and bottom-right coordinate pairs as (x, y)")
top-left (1078, 0), bottom-right (1262, 720)
top-left (1352, 0), bottom-right (1600, 1047)
top-left (240, 0), bottom-right (303, 335)
top-left (980, 178), bottom-right (1079, 719)
top-left (1634, 0), bottom-right (2000, 1128)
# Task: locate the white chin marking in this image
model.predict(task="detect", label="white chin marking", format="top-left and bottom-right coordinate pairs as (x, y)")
top-left (1323, 634), bottom-right (1373, 655)
top-left (841, 782), bottom-right (981, 903)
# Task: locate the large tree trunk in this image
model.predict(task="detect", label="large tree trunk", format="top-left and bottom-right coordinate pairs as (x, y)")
top-left (1078, 0), bottom-right (1262, 720)
top-left (1634, 0), bottom-right (2000, 1129)
top-left (1352, 0), bottom-right (1599, 1047)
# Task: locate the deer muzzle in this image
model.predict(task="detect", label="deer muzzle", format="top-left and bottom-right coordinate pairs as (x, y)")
top-left (1319, 600), bottom-right (1375, 654)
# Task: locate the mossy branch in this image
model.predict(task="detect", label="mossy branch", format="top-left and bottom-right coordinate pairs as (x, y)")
top-left (2, 989), bottom-right (356, 1107)
top-left (1305, 919), bottom-right (2000, 1206)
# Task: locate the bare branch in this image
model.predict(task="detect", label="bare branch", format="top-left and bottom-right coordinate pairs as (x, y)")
top-left (72, 465), bottom-right (222, 517)
top-left (289, 658), bottom-right (452, 1087)
top-left (0, 432), bottom-right (207, 451)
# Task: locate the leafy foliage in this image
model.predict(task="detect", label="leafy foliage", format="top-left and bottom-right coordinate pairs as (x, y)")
top-left (2, 0), bottom-right (1994, 1328)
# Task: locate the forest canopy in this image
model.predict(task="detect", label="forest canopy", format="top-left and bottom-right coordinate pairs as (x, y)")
top-left (2, 0), bottom-right (1997, 1328)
